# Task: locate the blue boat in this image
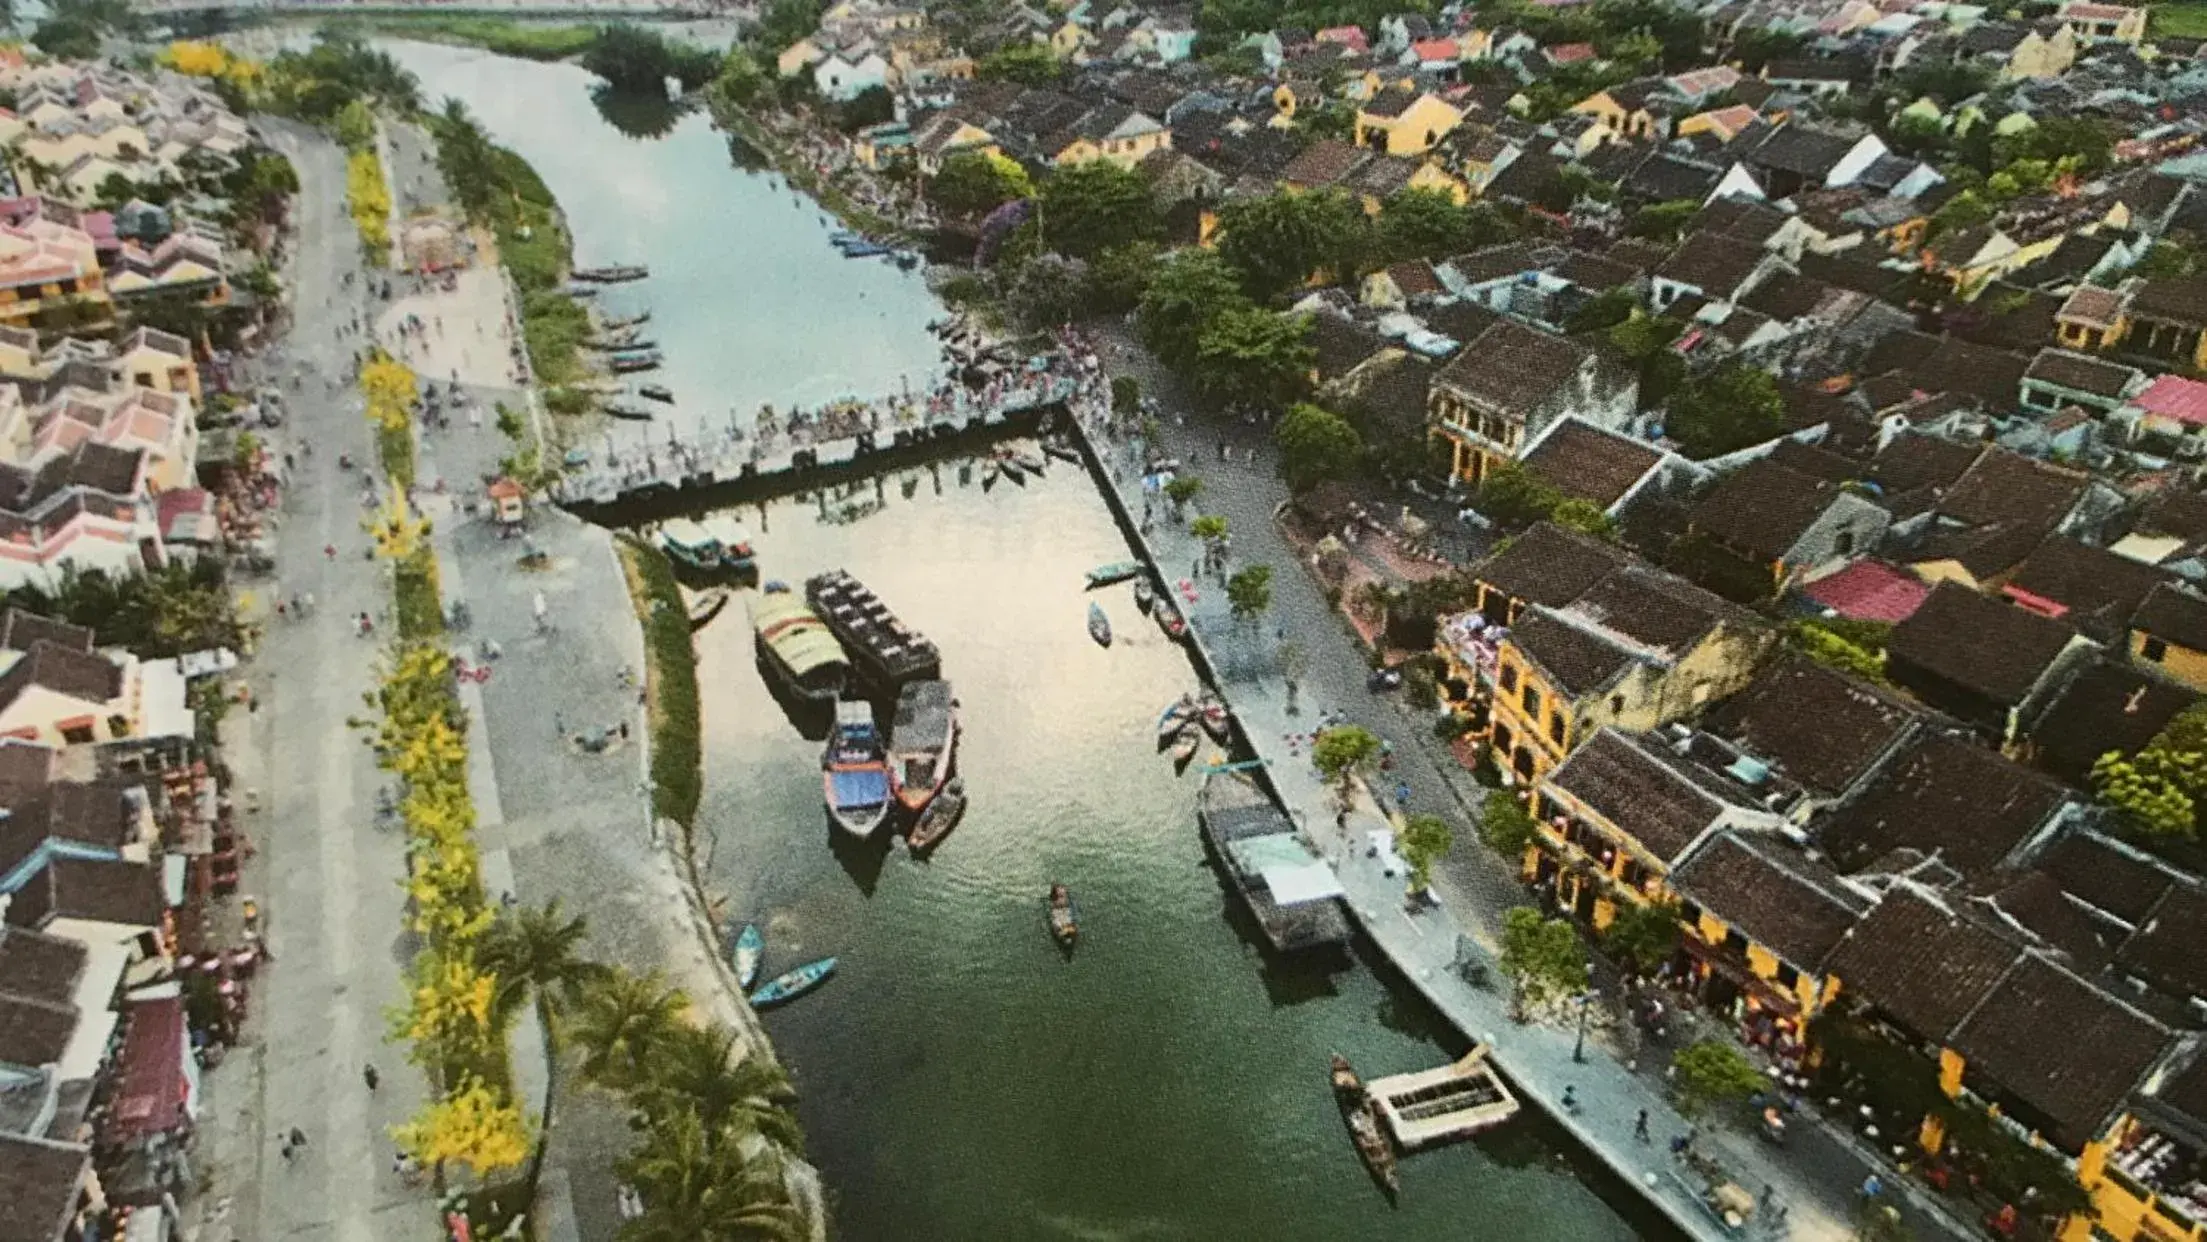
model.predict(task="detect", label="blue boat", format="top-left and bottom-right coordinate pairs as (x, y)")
top-left (749, 957), bottom-right (837, 1008)
top-left (1088, 601), bottom-right (1112, 648)
top-left (730, 923), bottom-right (765, 991)
top-left (823, 700), bottom-right (893, 837)
top-left (841, 241), bottom-right (892, 258)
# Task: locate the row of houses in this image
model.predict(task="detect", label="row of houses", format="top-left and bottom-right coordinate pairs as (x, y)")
top-left (0, 61), bottom-right (253, 210)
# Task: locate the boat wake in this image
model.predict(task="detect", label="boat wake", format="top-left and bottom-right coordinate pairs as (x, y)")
top-left (1033, 1212), bottom-right (1181, 1241)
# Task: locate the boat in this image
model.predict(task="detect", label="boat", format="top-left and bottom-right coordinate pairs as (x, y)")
top-left (887, 679), bottom-right (957, 812)
top-left (1086, 561), bottom-right (1144, 589)
top-left (1010, 444), bottom-right (1047, 475)
top-left (700, 515), bottom-right (756, 575)
top-left (609, 351), bottom-right (663, 373)
top-left (1156, 696), bottom-right (1196, 747)
top-left (689, 588), bottom-right (732, 632)
top-left (981, 459), bottom-right (1000, 488)
top-left (841, 241), bottom-right (892, 258)
top-left (1197, 691), bottom-right (1232, 744)
top-left (1134, 575), bottom-right (1156, 614)
top-left (1047, 884), bottom-right (1078, 946)
top-left (574, 263), bottom-right (648, 283)
top-left (601, 309), bottom-right (652, 329)
top-left (806, 571), bottom-right (941, 691)
top-left (749, 956), bottom-right (836, 1008)
top-left (563, 283), bottom-right (598, 298)
top-left (750, 586), bottom-right (850, 705)
top-left (1333, 1056), bottom-right (1400, 1196)
top-left (730, 923), bottom-right (764, 991)
top-left (638, 384), bottom-right (675, 403)
top-left (890, 249), bottom-right (923, 270)
top-left (1044, 438), bottom-right (1083, 465)
top-left (822, 699), bottom-right (893, 838)
top-left (1170, 729), bottom-right (1200, 765)
top-left (995, 453), bottom-right (1025, 484)
top-left (907, 776), bottom-right (966, 853)
top-left (1087, 601), bottom-right (1112, 647)
top-left (829, 229), bottom-right (861, 245)
top-left (605, 403), bottom-right (654, 421)
top-left (1198, 768), bottom-right (1350, 952)
top-left (584, 331), bottom-right (644, 350)
top-left (658, 518), bottom-right (722, 573)
top-left (1154, 595), bottom-right (1189, 641)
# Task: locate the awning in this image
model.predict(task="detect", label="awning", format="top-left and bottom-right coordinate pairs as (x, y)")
top-left (828, 769), bottom-right (889, 809)
top-left (103, 996), bottom-right (192, 1146)
top-left (1263, 861), bottom-right (1347, 906)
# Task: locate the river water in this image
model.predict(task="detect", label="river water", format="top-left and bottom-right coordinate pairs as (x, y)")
top-left (390, 40), bottom-right (1648, 1242)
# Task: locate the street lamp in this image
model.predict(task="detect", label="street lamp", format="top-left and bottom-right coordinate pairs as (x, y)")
top-left (1572, 987), bottom-right (1600, 1063)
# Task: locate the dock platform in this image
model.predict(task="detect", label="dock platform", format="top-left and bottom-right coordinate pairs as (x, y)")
top-left (1365, 1046), bottom-right (1521, 1150)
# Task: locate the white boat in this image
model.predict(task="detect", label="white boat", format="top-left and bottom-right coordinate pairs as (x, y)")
top-left (658, 518), bottom-right (720, 572)
top-left (699, 514), bottom-right (756, 573)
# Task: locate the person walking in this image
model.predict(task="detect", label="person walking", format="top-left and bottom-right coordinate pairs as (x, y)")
top-left (1634, 1110), bottom-right (1650, 1141)
top-left (363, 1064), bottom-right (379, 1092)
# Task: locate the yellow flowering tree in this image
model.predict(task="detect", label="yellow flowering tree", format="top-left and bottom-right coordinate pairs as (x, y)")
top-left (361, 353), bottom-right (416, 431)
top-left (368, 490), bottom-right (430, 561)
top-left (396, 951), bottom-right (498, 1062)
top-left (393, 1076), bottom-right (531, 1177)
top-left (346, 149), bottom-right (392, 261)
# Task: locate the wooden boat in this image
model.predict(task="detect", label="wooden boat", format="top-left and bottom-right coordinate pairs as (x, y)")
top-left (1087, 601), bottom-right (1112, 648)
top-left (888, 680), bottom-right (957, 811)
top-left (564, 283), bottom-right (598, 298)
top-left (609, 351), bottom-right (663, 373)
top-left (730, 923), bottom-right (764, 991)
top-left (1331, 1053), bottom-right (1365, 1103)
top-left (808, 570), bottom-right (942, 692)
top-left (823, 699), bottom-right (893, 838)
top-left (1154, 595), bottom-right (1189, 641)
top-left (996, 452), bottom-right (1026, 484)
top-left (749, 956), bottom-right (836, 1008)
top-left (658, 518), bottom-right (721, 573)
top-left (600, 309), bottom-right (651, 329)
top-left (1010, 445), bottom-right (1047, 475)
top-left (1086, 561), bottom-right (1144, 589)
top-left (1134, 575), bottom-right (1156, 614)
top-left (1047, 884), bottom-right (1078, 946)
top-left (1156, 696), bottom-right (1196, 747)
top-left (700, 515), bottom-right (755, 575)
top-left (981, 459), bottom-right (1000, 488)
top-left (907, 776), bottom-right (966, 853)
top-left (891, 249), bottom-right (923, 270)
top-left (751, 586), bottom-right (849, 705)
top-left (1345, 1093), bottom-right (1400, 1196)
top-left (574, 263), bottom-right (648, 283)
top-left (841, 241), bottom-right (892, 258)
top-left (1198, 691), bottom-right (1232, 743)
top-left (605, 403), bottom-right (654, 421)
top-left (688, 588), bottom-right (731, 632)
top-left (638, 384), bottom-right (675, 403)
top-left (1170, 729), bottom-right (1200, 765)
top-left (1044, 438), bottom-right (1083, 465)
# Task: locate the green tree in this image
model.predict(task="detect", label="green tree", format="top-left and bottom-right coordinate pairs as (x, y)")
top-left (1473, 461), bottom-right (1565, 528)
top-left (1499, 906), bottom-right (1588, 1019)
top-left (753, 0), bottom-right (824, 56)
top-left (977, 42), bottom-right (1064, 85)
top-left (476, 901), bottom-right (610, 1201)
top-left (709, 45), bottom-right (768, 108)
top-left (1784, 618), bottom-right (1888, 682)
top-left (1139, 248), bottom-right (1250, 368)
top-left (1552, 499), bottom-right (1616, 540)
top-left (1190, 514), bottom-right (1230, 545)
top-left (334, 98), bottom-right (377, 153)
top-left (1563, 285), bottom-right (1638, 334)
top-left (1227, 564), bottom-right (1274, 629)
top-left (1110, 375), bottom-right (1142, 417)
top-left (1089, 240), bottom-right (1162, 312)
top-left (632, 1023), bottom-right (803, 1155)
top-left (1670, 1039), bottom-right (1766, 1116)
top-left (1600, 900), bottom-right (1681, 975)
top-left (570, 967), bottom-right (688, 1091)
top-left (1274, 401), bottom-right (1361, 491)
top-left (1311, 725), bottom-right (1383, 805)
top-left (1376, 187), bottom-right (1479, 263)
top-left (1216, 189), bottom-right (1371, 301)
top-left (1609, 311), bottom-right (1687, 407)
top-left (1038, 160), bottom-right (1160, 260)
top-left (1478, 790), bottom-right (1538, 857)
top-left (1163, 474), bottom-right (1203, 517)
top-left (2093, 704), bottom-right (2207, 838)
top-left (1666, 360), bottom-right (1786, 459)
top-left (2132, 242), bottom-right (2198, 280)
top-left (1398, 812), bottom-right (1454, 894)
top-left (581, 23), bottom-right (717, 95)
top-left (930, 150), bottom-right (1033, 217)
top-left (1193, 308), bottom-right (1314, 409)
top-left (32, 13), bottom-right (102, 57)
top-left (618, 1107), bottom-right (803, 1242)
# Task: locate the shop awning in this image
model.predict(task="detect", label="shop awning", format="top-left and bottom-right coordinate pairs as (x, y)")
top-left (103, 996), bottom-right (192, 1146)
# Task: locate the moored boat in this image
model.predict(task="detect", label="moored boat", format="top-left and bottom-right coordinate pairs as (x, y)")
top-left (1048, 884), bottom-right (1078, 946)
top-left (700, 515), bottom-right (756, 575)
top-left (1044, 438), bottom-right (1083, 465)
top-left (1134, 575), bottom-right (1156, 614)
top-left (751, 585), bottom-right (849, 705)
top-left (600, 309), bottom-right (651, 329)
top-left (822, 699), bottom-right (893, 838)
top-left (605, 403), bottom-right (653, 421)
top-left (1334, 1057), bottom-right (1400, 1196)
top-left (610, 350), bottom-right (663, 373)
top-left (1087, 601), bottom-right (1112, 647)
top-left (907, 776), bottom-right (966, 853)
top-left (996, 452), bottom-right (1026, 484)
top-left (638, 383), bottom-right (674, 403)
top-left (1156, 695), bottom-right (1196, 747)
top-left (1086, 560), bottom-right (1144, 589)
top-left (1170, 729), bottom-right (1200, 765)
top-left (688, 588), bottom-right (732, 632)
top-left (658, 518), bottom-right (721, 573)
top-left (1010, 445), bottom-right (1047, 474)
top-left (887, 679), bottom-right (957, 812)
top-left (841, 241), bottom-right (892, 258)
top-left (980, 459), bottom-right (1000, 488)
top-left (573, 263), bottom-right (648, 282)
top-left (749, 956), bottom-right (836, 1008)
top-left (730, 923), bottom-right (764, 990)
top-left (1198, 691), bottom-right (1232, 743)
top-left (806, 571), bottom-right (941, 691)
top-left (1331, 1053), bottom-right (1364, 1103)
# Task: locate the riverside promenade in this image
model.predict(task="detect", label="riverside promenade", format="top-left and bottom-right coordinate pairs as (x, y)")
top-left (1059, 372), bottom-right (1969, 1242)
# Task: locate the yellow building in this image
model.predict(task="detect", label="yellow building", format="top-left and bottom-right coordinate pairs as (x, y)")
top-left (2131, 583), bottom-right (2207, 692)
top-left (1569, 86), bottom-right (1663, 142)
top-left (1353, 88), bottom-right (1463, 157)
top-left (1048, 105), bottom-right (1170, 169)
top-left (2059, 0), bottom-right (2147, 42)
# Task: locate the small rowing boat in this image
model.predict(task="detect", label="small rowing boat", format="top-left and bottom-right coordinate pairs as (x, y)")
top-left (688, 588), bottom-right (731, 632)
top-left (1087, 601), bottom-right (1112, 647)
top-left (730, 923), bottom-right (764, 991)
top-left (1154, 595), bottom-right (1189, 641)
top-left (1010, 445), bottom-right (1047, 475)
top-left (1086, 560), bottom-right (1144, 589)
top-left (1333, 1055), bottom-right (1400, 1196)
top-left (1198, 691), bottom-right (1232, 743)
top-left (605, 403), bottom-right (653, 421)
top-left (1044, 438), bottom-right (1083, 465)
top-left (749, 957), bottom-right (836, 1008)
top-left (981, 459), bottom-right (1000, 488)
top-left (1134, 575), bottom-right (1156, 614)
top-left (600, 309), bottom-right (651, 329)
top-left (1170, 729), bottom-right (1200, 765)
top-left (1156, 695), bottom-right (1196, 747)
top-left (1048, 884), bottom-right (1078, 947)
top-left (638, 384), bottom-right (674, 403)
top-left (1330, 1053), bottom-right (1364, 1103)
top-left (574, 263), bottom-right (648, 282)
top-left (996, 453), bottom-right (1026, 484)
top-left (907, 776), bottom-right (966, 853)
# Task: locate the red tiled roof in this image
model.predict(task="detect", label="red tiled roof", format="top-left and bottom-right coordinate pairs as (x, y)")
top-left (1801, 560), bottom-right (1931, 623)
top-left (1413, 37), bottom-right (1459, 60)
top-left (2131, 375), bottom-right (2207, 427)
top-left (103, 995), bottom-right (190, 1144)
top-left (1546, 41), bottom-right (1596, 63)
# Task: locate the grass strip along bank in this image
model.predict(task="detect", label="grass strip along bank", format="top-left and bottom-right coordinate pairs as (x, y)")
top-left (315, 15), bottom-right (601, 60)
top-left (616, 536), bottom-right (703, 834)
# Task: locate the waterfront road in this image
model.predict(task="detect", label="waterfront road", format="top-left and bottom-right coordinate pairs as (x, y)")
top-left (1082, 319), bottom-right (1974, 1242)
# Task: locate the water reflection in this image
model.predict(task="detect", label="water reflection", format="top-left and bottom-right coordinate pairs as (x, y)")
top-left (591, 84), bottom-right (690, 140)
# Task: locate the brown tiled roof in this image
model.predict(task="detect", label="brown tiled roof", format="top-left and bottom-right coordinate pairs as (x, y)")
top-left (1870, 434), bottom-right (1982, 517)
top-left (2135, 489), bottom-right (2207, 543)
top-left (1442, 240), bottom-right (1564, 287)
top-left (4, 857), bottom-right (163, 930)
top-left (1470, 521), bottom-right (1630, 609)
top-left (2117, 884), bottom-right (2207, 1000)
top-left (1970, 870), bottom-right (2113, 968)
top-left (2027, 660), bottom-right (2198, 787)
top-left (1280, 137), bottom-right (1368, 187)
top-left (1820, 731), bottom-right (2071, 876)
top-left (1824, 886), bottom-right (2030, 1041)
top-left (1431, 320), bottom-right (1594, 415)
top-left (1887, 581), bottom-right (2080, 709)
top-left (1696, 195), bottom-right (1790, 246)
top-left (1656, 232), bottom-right (1763, 297)
top-left (1566, 563), bottom-right (1746, 656)
top-left (1544, 728), bottom-right (1726, 862)
top-left (1687, 457), bottom-right (1850, 563)
top-left (2024, 348), bottom-right (2138, 400)
top-left (1671, 830), bottom-right (1868, 970)
top-left (1510, 607), bottom-right (1638, 697)
top-left (2131, 275), bottom-right (2207, 330)
top-left (1360, 86), bottom-right (1421, 118)
top-left (0, 1133), bottom-right (89, 1242)
top-left (1919, 448), bottom-right (2090, 580)
top-left (0, 641), bottom-right (123, 716)
top-left (1947, 953), bottom-right (2170, 1148)
top-left (2004, 536), bottom-right (2168, 643)
top-left (2055, 283), bottom-right (2127, 329)
top-left (0, 611), bottom-right (90, 656)
top-left (1703, 655), bottom-right (1919, 800)
top-left (2041, 833), bottom-right (2178, 926)
top-left (0, 927), bottom-right (85, 1006)
top-left (0, 991), bottom-right (76, 1066)
top-left (1520, 419), bottom-right (1662, 509)
top-left (1310, 312), bottom-right (1385, 380)
top-left (2134, 582), bottom-right (2207, 652)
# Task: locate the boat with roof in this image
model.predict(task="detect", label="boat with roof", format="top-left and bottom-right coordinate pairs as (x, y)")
top-left (823, 699), bottom-right (894, 837)
top-left (887, 679), bottom-right (958, 812)
top-left (1198, 768), bottom-right (1349, 953)
top-left (805, 570), bottom-right (940, 692)
top-left (750, 583), bottom-right (849, 705)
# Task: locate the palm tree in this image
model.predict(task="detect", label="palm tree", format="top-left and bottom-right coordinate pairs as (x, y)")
top-left (571, 967), bottom-right (688, 1093)
top-left (619, 1108), bottom-right (804, 1242)
top-left (634, 1024), bottom-right (804, 1156)
top-left (477, 901), bottom-right (609, 1200)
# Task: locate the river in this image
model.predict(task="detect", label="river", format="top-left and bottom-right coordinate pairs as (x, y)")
top-left (388, 40), bottom-right (1651, 1242)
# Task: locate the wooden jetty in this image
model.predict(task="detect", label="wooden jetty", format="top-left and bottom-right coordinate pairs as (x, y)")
top-left (805, 570), bottom-right (941, 691)
top-left (1364, 1046), bottom-right (1521, 1150)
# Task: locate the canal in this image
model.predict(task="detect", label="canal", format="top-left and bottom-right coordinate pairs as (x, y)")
top-left (390, 41), bottom-right (1649, 1242)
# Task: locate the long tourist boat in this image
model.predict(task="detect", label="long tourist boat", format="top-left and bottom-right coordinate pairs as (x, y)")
top-left (805, 570), bottom-right (940, 692)
top-left (751, 584), bottom-right (849, 705)
top-left (822, 699), bottom-right (893, 837)
top-left (1197, 768), bottom-right (1349, 953)
top-left (574, 263), bottom-right (649, 282)
top-left (887, 679), bottom-right (957, 812)
top-left (658, 518), bottom-right (721, 573)
top-left (1329, 1055), bottom-right (1400, 1197)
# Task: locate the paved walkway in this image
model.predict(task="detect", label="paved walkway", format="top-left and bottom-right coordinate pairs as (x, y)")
top-left (1074, 322), bottom-right (1973, 1242)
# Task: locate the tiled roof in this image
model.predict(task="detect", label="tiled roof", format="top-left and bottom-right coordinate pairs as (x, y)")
top-left (1703, 655), bottom-right (1919, 799)
top-left (1948, 953), bottom-right (2170, 1148)
top-left (2131, 275), bottom-right (2207, 329)
top-left (1802, 560), bottom-right (1933, 624)
top-left (1820, 731), bottom-right (2071, 876)
top-left (1360, 86), bottom-right (1422, 118)
top-left (1519, 418), bottom-right (1662, 509)
top-left (1915, 448), bottom-right (2090, 581)
top-left (1687, 456), bottom-right (1851, 564)
top-left (2024, 348), bottom-right (2139, 399)
top-left (5, 857), bottom-right (163, 930)
top-left (1510, 606), bottom-right (1639, 697)
top-left (0, 1133), bottom-right (89, 1242)
top-left (1655, 232), bottom-right (1764, 297)
top-left (1823, 885), bottom-right (2029, 1043)
top-left (0, 640), bottom-right (124, 714)
top-left (1565, 562), bottom-right (1746, 656)
top-left (0, 991), bottom-right (75, 1065)
top-left (1742, 122), bottom-right (1858, 179)
top-left (1544, 728), bottom-right (1727, 862)
top-left (0, 927), bottom-right (85, 1006)
top-left (1887, 581), bottom-right (2080, 710)
top-left (2055, 283), bottom-right (2126, 328)
top-left (2040, 832), bottom-right (2178, 927)
top-left (1280, 136), bottom-right (1368, 186)
top-left (0, 610), bottom-right (90, 655)
top-left (1431, 319), bottom-right (1592, 415)
top-left (2133, 582), bottom-right (2207, 652)
top-left (2028, 660), bottom-right (2197, 787)
top-left (1470, 521), bottom-right (1630, 608)
top-left (2003, 535), bottom-right (2168, 642)
top-left (1669, 831), bottom-right (1868, 972)
top-left (2131, 375), bottom-right (2207, 428)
